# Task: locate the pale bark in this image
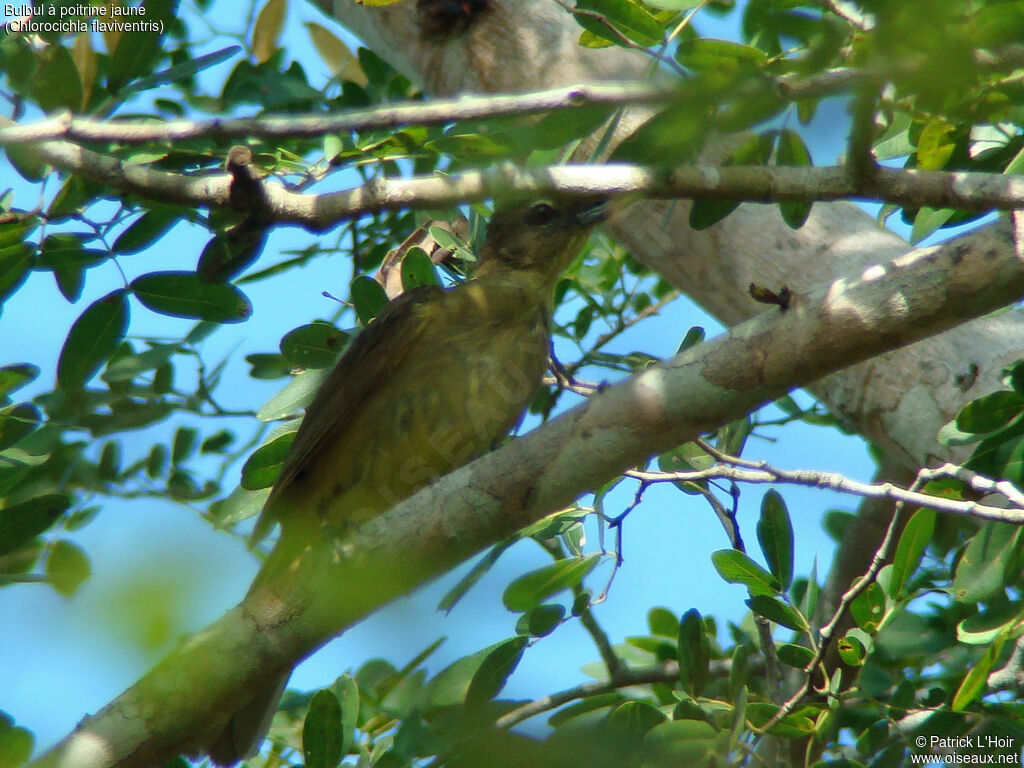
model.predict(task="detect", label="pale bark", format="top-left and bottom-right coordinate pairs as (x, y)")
top-left (320, 0), bottom-right (1024, 470)
top-left (34, 212), bottom-right (1024, 768)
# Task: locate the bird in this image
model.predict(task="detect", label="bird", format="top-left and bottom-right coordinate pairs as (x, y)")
top-left (205, 196), bottom-right (609, 765)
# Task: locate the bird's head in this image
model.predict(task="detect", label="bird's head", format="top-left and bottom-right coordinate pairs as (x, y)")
top-left (477, 197), bottom-right (609, 278)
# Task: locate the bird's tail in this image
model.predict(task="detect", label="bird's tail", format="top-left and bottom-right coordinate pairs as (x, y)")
top-left (206, 530), bottom-right (305, 765)
top-left (206, 671), bottom-right (288, 766)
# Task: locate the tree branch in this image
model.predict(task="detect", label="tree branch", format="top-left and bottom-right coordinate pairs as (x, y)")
top-left (626, 461), bottom-right (1024, 524)
top-left (32, 211), bottom-right (1024, 768)
top-left (7, 122), bottom-right (1024, 232)
top-left (0, 83), bottom-right (669, 145)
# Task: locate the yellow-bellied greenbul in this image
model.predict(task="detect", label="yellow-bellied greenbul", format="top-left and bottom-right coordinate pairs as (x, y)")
top-left (206, 197), bottom-right (608, 764)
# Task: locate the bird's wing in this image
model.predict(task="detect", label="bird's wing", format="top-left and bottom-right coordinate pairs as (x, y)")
top-left (252, 284), bottom-right (447, 542)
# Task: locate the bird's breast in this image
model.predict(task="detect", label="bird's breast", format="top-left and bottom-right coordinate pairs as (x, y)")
top-left (313, 310), bottom-right (550, 527)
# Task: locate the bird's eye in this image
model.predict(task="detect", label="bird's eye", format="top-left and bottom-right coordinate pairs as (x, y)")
top-left (526, 202), bottom-right (556, 227)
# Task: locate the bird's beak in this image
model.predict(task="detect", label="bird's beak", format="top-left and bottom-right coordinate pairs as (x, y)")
top-left (574, 199), bottom-right (610, 228)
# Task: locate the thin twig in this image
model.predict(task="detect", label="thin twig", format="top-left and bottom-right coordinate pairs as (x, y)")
top-left (564, 289), bottom-right (681, 378)
top-left (756, 465), bottom-right (927, 733)
top-left (627, 457), bottom-right (1024, 525)
top-left (815, 0), bottom-right (874, 30)
top-left (534, 536), bottom-right (627, 679)
top-left (0, 83), bottom-right (671, 146)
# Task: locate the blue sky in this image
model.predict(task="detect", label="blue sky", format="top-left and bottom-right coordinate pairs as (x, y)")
top-left (0, 0), bottom-right (882, 757)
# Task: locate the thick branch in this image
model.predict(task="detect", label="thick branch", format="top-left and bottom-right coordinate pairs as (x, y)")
top-left (33, 212), bottom-right (1024, 768)
top-left (321, 0), bottom-right (1023, 472)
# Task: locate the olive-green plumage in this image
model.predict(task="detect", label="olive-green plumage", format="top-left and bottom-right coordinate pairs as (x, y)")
top-left (206, 198), bottom-right (607, 765)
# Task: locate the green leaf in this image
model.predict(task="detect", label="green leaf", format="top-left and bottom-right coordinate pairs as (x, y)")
top-left (1006, 143), bottom-right (1024, 176)
top-left (711, 549), bottom-right (779, 595)
top-left (954, 522), bottom-right (1024, 603)
top-left (81, 400), bottom-right (174, 437)
top-left (956, 390), bottom-right (1024, 435)
top-left (776, 129), bottom-right (812, 228)
top-left (836, 634), bottom-right (867, 667)
top-left (757, 489), bottom-right (794, 591)
top-left (241, 431), bottom-right (296, 490)
top-left (677, 326), bottom-right (705, 355)
top-left (0, 402), bottom-right (41, 451)
top-left (673, 697), bottom-right (716, 727)
top-left (280, 322), bottom-right (348, 369)
top-left (910, 206), bottom-right (954, 244)
top-left (548, 693), bottom-right (623, 725)
top-left (745, 703), bottom-right (817, 738)
top-left (728, 644), bottom-right (748, 700)
top-left (57, 290), bottom-right (129, 389)
top-left (0, 243), bottom-right (33, 305)
top-left (350, 275), bottom-right (389, 325)
top-left (147, 444), bottom-right (168, 478)
top-left (303, 689), bottom-right (343, 768)
top-left (776, 643), bottom-right (814, 669)
top-left (196, 225), bottom-right (268, 283)
top-left (0, 494), bottom-right (70, 556)
top-left (46, 539), bottom-right (91, 596)
top-left (257, 368), bottom-right (327, 421)
top-left (612, 101), bottom-right (709, 164)
top-left (252, 0), bottom-right (287, 63)
top-left (916, 119), bottom-right (955, 171)
top-left (689, 198), bottom-right (740, 230)
top-left (0, 364), bottom-right (39, 401)
top-left (106, 0), bottom-right (179, 92)
top-left (118, 45), bottom-right (241, 96)
top-left (131, 271), bottom-right (252, 323)
top-left (849, 582), bottom-right (886, 632)
top-left (874, 114), bottom-right (913, 160)
top-left (466, 636), bottom-right (527, 706)
top-left (112, 209), bottom-right (181, 255)
top-left (532, 104), bottom-right (614, 149)
top-left (246, 352), bottom-right (292, 381)
top-left (677, 37), bottom-right (767, 75)
top-left (677, 609), bottom-right (709, 696)
top-left (209, 485), bottom-right (270, 526)
top-left (400, 247), bottom-right (440, 291)
top-left (438, 540), bottom-right (516, 613)
top-left (965, 421), bottom-right (1024, 484)
top-left (502, 554), bottom-right (601, 612)
top-left (97, 441), bottom-right (121, 480)
top-left (5, 144), bottom-right (49, 182)
top-left (645, 0), bottom-right (700, 8)
top-left (746, 595), bottom-right (807, 632)
top-left (643, 720), bottom-right (719, 763)
top-left (573, 0), bottom-right (664, 48)
top-left (333, 674), bottom-right (359, 757)
top-left (102, 344), bottom-right (177, 383)
top-left (648, 606), bottom-right (679, 638)
top-left (31, 44), bottom-right (83, 112)
top-left (37, 234), bottom-right (106, 270)
top-left (607, 700), bottom-right (666, 741)
top-left (657, 442), bottom-right (714, 494)
top-left (524, 604), bottom-right (565, 637)
top-left (428, 639), bottom-right (518, 707)
top-left (957, 602), bottom-right (1024, 645)
top-left (0, 721), bottom-right (34, 768)
top-left (823, 509), bottom-right (855, 543)
top-left (888, 508), bottom-right (935, 599)
top-left (54, 266), bottom-right (84, 303)
top-left (172, 426), bottom-right (198, 464)
top-left (952, 635), bottom-right (1005, 712)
